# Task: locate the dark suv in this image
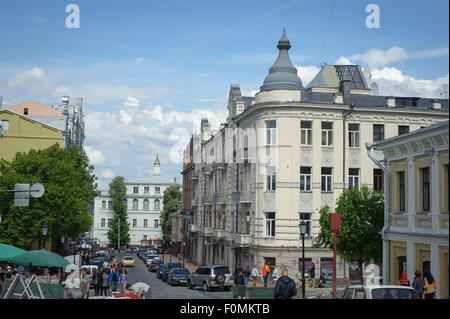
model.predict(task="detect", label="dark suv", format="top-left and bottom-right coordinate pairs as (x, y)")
top-left (162, 262), bottom-right (182, 282)
top-left (188, 266), bottom-right (233, 291)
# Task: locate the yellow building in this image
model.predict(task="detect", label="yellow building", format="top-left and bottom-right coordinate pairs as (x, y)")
top-left (0, 109), bottom-right (63, 162)
top-left (372, 120), bottom-right (449, 298)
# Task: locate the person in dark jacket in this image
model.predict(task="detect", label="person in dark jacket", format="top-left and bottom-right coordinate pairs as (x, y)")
top-left (93, 269), bottom-right (103, 296)
top-left (274, 269), bottom-right (297, 299)
top-left (412, 270), bottom-right (425, 299)
top-left (233, 268), bottom-right (246, 299)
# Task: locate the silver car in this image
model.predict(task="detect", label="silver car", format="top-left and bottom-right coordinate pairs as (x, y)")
top-left (341, 285), bottom-right (420, 299)
top-left (188, 265), bottom-right (233, 291)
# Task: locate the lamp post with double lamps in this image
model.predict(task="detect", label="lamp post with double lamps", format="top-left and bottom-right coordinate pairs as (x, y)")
top-left (299, 221), bottom-right (307, 299)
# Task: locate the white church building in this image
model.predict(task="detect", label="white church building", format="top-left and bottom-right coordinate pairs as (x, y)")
top-left (93, 155), bottom-right (179, 247)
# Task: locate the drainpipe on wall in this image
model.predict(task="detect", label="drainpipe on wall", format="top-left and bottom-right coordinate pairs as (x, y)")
top-left (366, 142), bottom-right (390, 284)
top-left (342, 104), bottom-right (354, 190)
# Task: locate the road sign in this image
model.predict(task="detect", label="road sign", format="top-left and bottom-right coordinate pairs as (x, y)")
top-left (14, 184), bottom-right (29, 207)
top-left (30, 183), bottom-right (45, 198)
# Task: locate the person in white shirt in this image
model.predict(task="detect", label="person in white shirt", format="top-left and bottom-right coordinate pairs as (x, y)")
top-left (251, 265), bottom-right (259, 287)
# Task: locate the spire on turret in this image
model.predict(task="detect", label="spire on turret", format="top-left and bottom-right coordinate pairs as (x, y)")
top-left (153, 153), bottom-right (161, 176)
top-left (260, 28), bottom-right (303, 92)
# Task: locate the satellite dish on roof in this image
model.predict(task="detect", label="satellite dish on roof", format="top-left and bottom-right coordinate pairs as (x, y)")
top-left (370, 82), bottom-right (380, 96)
top-left (362, 68), bottom-right (373, 86)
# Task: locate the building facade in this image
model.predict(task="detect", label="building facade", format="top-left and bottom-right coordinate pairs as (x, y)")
top-left (93, 155), bottom-right (179, 247)
top-left (0, 109), bottom-right (63, 161)
top-left (372, 120), bottom-right (448, 298)
top-left (3, 97), bottom-right (86, 154)
top-left (181, 29), bottom-right (449, 279)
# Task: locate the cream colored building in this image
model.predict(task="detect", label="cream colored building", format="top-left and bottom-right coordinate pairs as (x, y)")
top-left (183, 30), bottom-right (449, 280)
top-left (371, 120), bottom-right (448, 298)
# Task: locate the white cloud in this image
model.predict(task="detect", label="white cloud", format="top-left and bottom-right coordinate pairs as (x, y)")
top-left (84, 146), bottom-right (106, 165)
top-left (100, 169), bottom-right (115, 179)
top-left (27, 14), bottom-right (45, 23)
top-left (124, 96), bottom-right (140, 108)
top-left (96, 179), bottom-right (110, 190)
top-left (295, 65), bottom-right (320, 87)
top-left (371, 67), bottom-right (449, 98)
top-left (136, 57), bottom-right (146, 64)
top-left (336, 46), bottom-right (449, 69)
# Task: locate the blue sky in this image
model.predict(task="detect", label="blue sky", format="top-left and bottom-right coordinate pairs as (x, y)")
top-left (0, 0), bottom-right (448, 188)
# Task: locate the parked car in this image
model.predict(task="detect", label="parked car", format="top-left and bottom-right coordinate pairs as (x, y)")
top-left (341, 285), bottom-right (420, 299)
top-left (168, 268), bottom-right (190, 286)
top-left (137, 249), bottom-right (149, 259)
top-left (157, 264), bottom-right (166, 279)
top-left (145, 255), bottom-right (160, 267)
top-left (188, 265), bottom-right (233, 291)
top-left (162, 263), bottom-right (182, 282)
top-left (149, 260), bottom-right (162, 272)
top-left (154, 248), bottom-right (163, 254)
top-left (121, 256), bottom-right (135, 267)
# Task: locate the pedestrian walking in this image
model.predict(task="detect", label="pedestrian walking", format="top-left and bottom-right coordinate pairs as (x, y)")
top-left (233, 268), bottom-right (246, 299)
top-left (101, 269), bottom-right (109, 296)
top-left (80, 268), bottom-right (90, 299)
top-left (120, 269), bottom-right (128, 293)
top-left (423, 271), bottom-right (436, 299)
top-left (251, 265), bottom-right (259, 287)
top-left (109, 267), bottom-right (121, 292)
top-left (272, 265), bottom-right (279, 285)
top-left (65, 270), bottom-right (82, 299)
top-left (243, 266), bottom-right (251, 286)
top-left (397, 272), bottom-right (410, 286)
top-left (94, 268), bottom-right (103, 296)
top-left (310, 263), bottom-right (316, 288)
top-left (412, 270), bottom-right (425, 299)
top-left (274, 269), bottom-right (297, 299)
top-left (262, 263), bottom-right (270, 288)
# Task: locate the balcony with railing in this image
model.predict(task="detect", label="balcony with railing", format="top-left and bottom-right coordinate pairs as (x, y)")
top-left (232, 233), bottom-right (251, 246)
top-left (232, 190), bottom-right (252, 203)
top-left (189, 224), bottom-right (200, 233)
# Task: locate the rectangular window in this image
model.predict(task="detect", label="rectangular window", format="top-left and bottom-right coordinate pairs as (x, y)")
top-left (133, 187), bottom-right (138, 194)
top-left (299, 213), bottom-right (312, 237)
top-left (349, 168), bottom-right (359, 189)
top-left (266, 213), bottom-right (275, 237)
top-left (101, 219), bottom-right (105, 227)
top-left (101, 201), bottom-right (106, 209)
top-left (348, 123), bottom-right (360, 147)
top-left (373, 169), bottom-right (384, 193)
top-left (301, 121), bottom-right (312, 145)
top-left (266, 120), bottom-right (277, 145)
top-left (24, 108), bottom-right (29, 115)
top-left (133, 219), bottom-right (137, 227)
top-left (154, 219), bottom-right (159, 228)
top-left (144, 187), bottom-right (149, 194)
top-left (155, 187), bottom-right (160, 194)
top-left (300, 167), bottom-right (312, 191)
top-left (399, 171), bottom-right (405, 212)
top-left (373, 124), bottom-right (385, 142)
top-left (144, 219), bottom-right (148, 228)
top-left (321, 167), bottom-right (333, 192)
top-left (143, 235), bottom-right (147, 240)
top-left (422, 167), bottom-right (430, 211)
top-left (267, 173), bottom-right (276, 191)
top-left (321, 122), bottom-right (333, 146)
top-left (398, 125), bottom-right (409, 135)
top-left (108, 201), bottom-right (112, 210)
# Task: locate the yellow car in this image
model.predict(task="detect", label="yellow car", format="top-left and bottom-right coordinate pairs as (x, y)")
top-left (121, 256), bottom-right (135, 267)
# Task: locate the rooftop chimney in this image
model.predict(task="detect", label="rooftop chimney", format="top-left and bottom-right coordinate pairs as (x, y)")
top-left (339, 80), bottom-right (352, 104)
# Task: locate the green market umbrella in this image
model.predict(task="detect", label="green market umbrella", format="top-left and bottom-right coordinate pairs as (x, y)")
top-left (0, 244), bottom-right (27, 262)
top-left (7, 249), bottom-right (70, 269)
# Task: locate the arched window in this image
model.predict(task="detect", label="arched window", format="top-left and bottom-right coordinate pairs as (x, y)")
top-left (143, 199), bottom-right (149, 210)
top-left (154, 199), bottom-right (160, 211)
top-left (132, 199), bottom-right (138, 210)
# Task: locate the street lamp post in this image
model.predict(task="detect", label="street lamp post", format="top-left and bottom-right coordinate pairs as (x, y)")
top-left (299, 221), bottom-right (307, 299)
top-left (42, 223), bottom-right (48, 250)
top-left (61, 235), bottom-right (65, 255)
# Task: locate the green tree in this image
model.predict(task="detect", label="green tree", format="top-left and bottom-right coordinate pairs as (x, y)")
top-left (0, 144), bottom-right (99, 251)
top-left (317, 186), bottom-right (384, 283)
top-left (160, 184), bottom-right (181, 247)
top-left (107, 176), bottom-right (130, 248)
